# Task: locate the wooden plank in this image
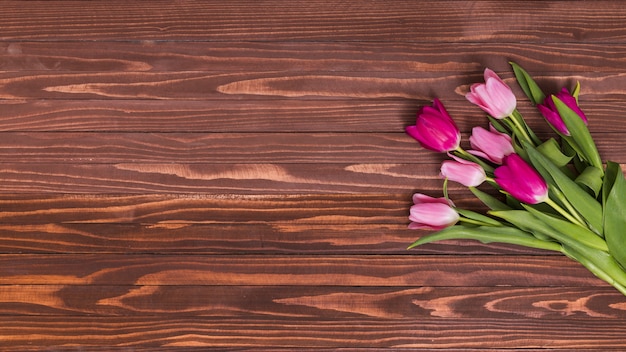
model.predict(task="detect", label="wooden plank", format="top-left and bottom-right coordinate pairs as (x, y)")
top-left (2, 70), bottom-right (626, 100)
top-left (0, 132), bottom-right (425, 164)
top-left (0, 222), bottom-right (555, 255)
top-left (2, 1), bottom-right (626, 43)
top-left (4, 42), bottom-right (626, 73)
top-left (1, 162), bottom-right (624, 194)
top-left (1, 316), bottom-right (626, 349)
top-left (0, 193), bottom-right (414, 224)
top-left (0, 99), bottom-right (623, 133)
top-left (0, 99), bottom-right (417, 132)
top-left (0, 254), bottom-right (598, 287)
top-left (0, 163), bottom-right (444, 194)
top-left (0, 131), bottom-right (623, 164)
top-left (0, 285), bottom-right (623, 319)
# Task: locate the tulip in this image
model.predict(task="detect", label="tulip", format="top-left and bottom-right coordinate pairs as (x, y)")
top-left (468, 125), bottom-right (515, 164)
top-left (408, 193), bottom-right (459, 230)
top-left (440, 158), bottom-right (486, 187)
top-left (494, 154), bottom-right (548, 204)
top-left (537, 88), bottom-right (588, 136)
top-left (405, 99), bottom-right (460, 152)
top-left (466, 68), bottom-right (517, 119)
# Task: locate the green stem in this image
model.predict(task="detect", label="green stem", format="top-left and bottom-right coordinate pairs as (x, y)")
top-left (545, 197), bottom-right (588, 229)
top-left (458, 217), bottom-right (495, 227)
top-left (442, 177), bottom-right (449, 201)
top-left (550, 187), bottom-right (588, 230)
top-left (560, 245), bottom-right (626, 297)
top-left (508, 113), bottom-right (534, 146)
top-left (453, 147), bottom-right (494, 173)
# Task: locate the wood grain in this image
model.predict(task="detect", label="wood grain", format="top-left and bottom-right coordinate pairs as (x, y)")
top-left (0, 222), bottom-right (556, 255)
top-left (2, 317), bottom-right (626, 349)
top-left (3, 41), bottom-right (626, 73)
top-left (1, 99), bottom-right (625, 133)
top-left (2, 1), bottom-right (626, 42)
top-left (2, 0), bottom-right (626, 350)
top-left (0, 285), bottom-right (623, 319)
top-left (0, 132), bottom-right (623, 163)
top-left (0, 194), bottom-right (412, 224)
top-left (0, 255), bottom-right (597, 286)
top-left (3, 70), bottom-right (626, 101)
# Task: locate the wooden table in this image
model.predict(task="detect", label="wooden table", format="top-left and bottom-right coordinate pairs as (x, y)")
top-left (1, 1), bottom-right (625, 350)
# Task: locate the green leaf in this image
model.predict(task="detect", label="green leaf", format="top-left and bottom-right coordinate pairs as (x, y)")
top-left (537, 138), bottom-right (573, 168)
top-left (407, 225), bottom-right (561, 252)
top-left (490, 209), bottom-right (607, 252)
top-left (488, 117), bottom-right (510, 134)
top-left (575, 166), bottom-right (603, 197)
top-left (511, 110), bottom-right (542, 146)
top-left (603, 162), bottom-right (626, 270)
top-left (561, 244), bottom-right (626, 296)
top-left (552, 96), bottom-right (603, 171)
top-left (561, 137), bottom-right (588, 173)
top-left (510, 61), bottom-right (546, 105)
top-left (455, 208), bottom-right (503, 226)
top-left (491, 209), bottom-right (626, 294)
top-left (469, 187), bottom-right (511, 211)
top-left (572, 81), bottom-right (581, 101)
top-left (525, 142), bottom-right (603, 234)
top-left (522, 205), bottom-right (608, 252)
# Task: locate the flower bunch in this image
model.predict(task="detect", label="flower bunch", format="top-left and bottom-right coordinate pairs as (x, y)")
top-left (406, 63), bottom-right (626, 295)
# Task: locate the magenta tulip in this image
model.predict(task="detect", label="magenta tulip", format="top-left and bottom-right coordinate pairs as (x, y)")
top-left (537, 88), bottom-right (588, 136)
top-left (468, 125), bottom-right (515, 164)
top-left (466, 68), bottom-right (517, 119)
top-left (494, 154), bottom-right (548, 204)
top-left (408, 193), bottom-right (459, 230)
top-left (440, 158), bottom-right (486, 187)
top-left (405, 99), bottom-right (460, 152)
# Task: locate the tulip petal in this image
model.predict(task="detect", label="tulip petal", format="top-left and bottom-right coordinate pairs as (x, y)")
top-left (485, 78), bottom-right (516, 117)
top-left (409, 202), bottom-right (459, 229)
top-left (412, 193), bottom-right (451, 206)
top-left (469, 126), bottom-right (514, 164)
top-left (440, 160), bottom-right (486, 187)
top-left (494, 154), bottom-right (548, 204)
top-left (466, 69), bottom-right (516, 119)
top-left (405, 99), bottom-right (460, 152)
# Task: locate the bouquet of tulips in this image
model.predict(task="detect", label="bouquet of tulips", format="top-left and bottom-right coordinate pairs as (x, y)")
top-left (406, 63), bottom-right (626, 295)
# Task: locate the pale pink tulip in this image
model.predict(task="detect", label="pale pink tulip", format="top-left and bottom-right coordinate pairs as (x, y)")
top-left (466, 68), bottom-right (517, 119)
top-left (440, 158), bottom-right (486, 187)
top-left (408, 193), bottom-right (459, 230)
top-left (468, 125), bottom-right (515, 164)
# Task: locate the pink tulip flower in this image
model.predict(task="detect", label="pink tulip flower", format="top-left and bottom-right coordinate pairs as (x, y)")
top-left (494, 154), bottom-right (548, 204)
top-left (408, 193), bottom-right (459, 230)
top-left (466, 68), bottom-right (517, 119)
top-left (468, 125), bottom-right (515, 164)
top-left (440, 158), bottom-right (486, 187)
top-left (537, 88), bottom-right (588, 136)
top-left (405, 99), bottom-right (460, 152)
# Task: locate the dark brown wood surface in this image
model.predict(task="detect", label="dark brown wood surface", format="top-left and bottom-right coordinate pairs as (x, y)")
top-left (1, 0), bottom-right (626, 349)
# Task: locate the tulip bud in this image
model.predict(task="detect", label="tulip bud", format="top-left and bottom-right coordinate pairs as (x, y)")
top-left (440, 158), bottom-right (486, 187)
top-left (468, 125), bottom-right (515, 164)
top-left (494, 154), bottom-right (548, 204)
top-left (466, 68), bottom-right (517, 119)
top-left (405, 99), bottom-right (460, 153)
top-left (408, 193), bottom-right (459, 230)
top-left (537, 88), bottom-right (588, 136)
